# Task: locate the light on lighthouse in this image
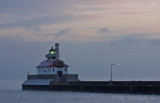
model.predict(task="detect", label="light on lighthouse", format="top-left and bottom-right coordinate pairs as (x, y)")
top-left (50, 51), bottom-right (55, 54)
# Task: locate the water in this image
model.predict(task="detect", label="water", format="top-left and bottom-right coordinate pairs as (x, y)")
top-left (0, 90), bottom-right (159, 103)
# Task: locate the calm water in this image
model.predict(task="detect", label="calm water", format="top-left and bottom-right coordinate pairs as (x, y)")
top-left (0, 90), bottom-right (159, 103)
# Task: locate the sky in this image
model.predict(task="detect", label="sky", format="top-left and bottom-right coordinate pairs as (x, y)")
top-left (0, 0), bottom-right (160, 89)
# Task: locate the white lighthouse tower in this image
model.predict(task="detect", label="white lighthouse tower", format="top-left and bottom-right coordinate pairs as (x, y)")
top-left (36, 43), bottom-right (68, 77)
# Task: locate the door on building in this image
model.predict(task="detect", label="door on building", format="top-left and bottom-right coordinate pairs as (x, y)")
top-left (57, 71), bottom-right (62, 77)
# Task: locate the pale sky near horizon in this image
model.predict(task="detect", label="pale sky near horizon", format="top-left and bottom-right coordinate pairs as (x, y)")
top-left (0, 0), bottom-right (160, 89)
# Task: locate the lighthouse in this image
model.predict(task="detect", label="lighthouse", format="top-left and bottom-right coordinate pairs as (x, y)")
top-left (22, 43), bottom-right (79, 88)
top-left (36, 43), bottom-right (69, 77)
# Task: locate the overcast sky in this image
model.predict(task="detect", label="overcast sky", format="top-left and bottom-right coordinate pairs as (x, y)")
top-left (0, 0), bottom-right (160, 89)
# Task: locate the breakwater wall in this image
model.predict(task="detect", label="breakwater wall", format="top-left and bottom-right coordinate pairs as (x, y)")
top-left (22, 81), bottom-right (160, 94)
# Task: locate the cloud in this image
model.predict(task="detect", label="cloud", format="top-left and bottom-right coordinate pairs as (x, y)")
top-left (54, 28), bottom-right (71, 38)
top-left (98, 27), bottom-right (109, 34)
top-left (0, 0), bottom-right (70, 14)
top-left (42, 28), bottom-right (71, 38)
top-left (0, 0), bottom-right (160, 43)
top-left (0, 14), bottom-right (75, 29)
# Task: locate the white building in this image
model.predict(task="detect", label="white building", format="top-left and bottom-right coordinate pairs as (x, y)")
top-left (36, 43), bottom-right (69, 77)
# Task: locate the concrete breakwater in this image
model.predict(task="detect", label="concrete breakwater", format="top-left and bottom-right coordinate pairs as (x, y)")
top-left (22, 81), bottom-right (160, 94)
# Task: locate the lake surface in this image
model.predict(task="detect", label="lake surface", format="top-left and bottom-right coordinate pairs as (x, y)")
top-left (0, 90), bottom-right (159, 103)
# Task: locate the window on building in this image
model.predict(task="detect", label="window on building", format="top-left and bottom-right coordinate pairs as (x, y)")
top-left (65, 68), bottom-right (67, 72)
top-left (53, 68), bottom-right (54, 72)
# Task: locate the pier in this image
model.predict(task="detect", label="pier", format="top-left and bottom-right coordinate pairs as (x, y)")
top-left (23, 81), bottom-right (160, 94)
